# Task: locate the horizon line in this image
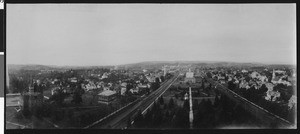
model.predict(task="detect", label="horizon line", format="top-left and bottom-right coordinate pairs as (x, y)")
top-left (7, 60), bottom-right (296, 67)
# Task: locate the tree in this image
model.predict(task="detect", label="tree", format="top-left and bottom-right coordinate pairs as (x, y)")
top-left (163, 104), bottom-right (167, 110)
top-left (245, 76), bottom-right (251, 82)
top-left (214, 96), bottom-right (220, 107)
top-left (228, 80), bottom-right (235, 90)
top-left (259, 84), bottom-right (268, 95)
top-left (175, 94), bottom-right (179, 99)
top-left (146, 88), bottom-right (150, 95)
top-left (206, 72), bottom-right (212, 78)
top-left (205, 99), bottom-right (213, 113)
top-left (193, 99), bottom-right (198, 110)
top-left (165, 110), bottom-right (170, 122)
top-left (201, 80), bottom-right (205, 89)
top-left (134, 109), bottom-right (144, 127)
top-left (152, 109), bottom-right (163, 127)
top-left (160, 76), bottom-right (165, 82)
top-left (174, 108), bottom-right (189, 128)
top-left (125, 83), bottom-right (133, 96)
top-left (9, 76), bottom-right (27, 93)
top-left (72, 84), bottom-right (84, 104)
top-left (127, 118), bottom-right (132, 128)
top-left (159, 96), bottom-right (164, 105)
top-left (73, 93), bottom-right (82, 104)
top-left (183, 100), bottom-right (189, 111)
top-left (168, 97), bottom-right (175, 109)
top-left (50, 90), bottom-right (67, 106)
top-left (143, 109), bottom-right (152, 127)
top-left (152, 102), bottom-right (159, 113)
top-left (151, 82), bottom-right (160, 91)
top-left (155, 77), bottom-right (160, 84)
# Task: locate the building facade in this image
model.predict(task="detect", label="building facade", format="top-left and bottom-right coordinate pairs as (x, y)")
top-left (185, 68), bottom-right (196, 83)
top-left (98, 90), bottom-right (117, 104)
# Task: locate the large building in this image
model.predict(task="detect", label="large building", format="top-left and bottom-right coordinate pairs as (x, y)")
top-left (185, 68), bottom-right (196, 83)
top-left (98, 90), bottom-right (117, 104)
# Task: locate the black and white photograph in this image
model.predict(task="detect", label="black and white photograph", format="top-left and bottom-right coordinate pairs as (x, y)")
top-left (5, 4), bottom-right (296, 130)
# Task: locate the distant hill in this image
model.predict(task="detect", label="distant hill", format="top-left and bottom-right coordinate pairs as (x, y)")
top-left (119, 61), bottom-right (295, 70)
top-left (7, 64), bottom-right (58, 71)
top-left (7, 64), bottom-right (113, 73)
top-left (118, 61), bottom-right (266, 69)
top-left (7, 61), bottom-right (294, 73)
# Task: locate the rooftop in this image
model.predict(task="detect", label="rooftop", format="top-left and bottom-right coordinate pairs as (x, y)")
top-left (98, 90), bottom-right (116, 96)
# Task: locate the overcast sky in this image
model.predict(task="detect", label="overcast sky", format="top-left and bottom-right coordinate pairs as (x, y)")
top-left (7, 4), bottom-right (296, 66)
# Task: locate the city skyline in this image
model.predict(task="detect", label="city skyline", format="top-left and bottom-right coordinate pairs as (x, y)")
top-left (7, 4), bottom-right (296, 66)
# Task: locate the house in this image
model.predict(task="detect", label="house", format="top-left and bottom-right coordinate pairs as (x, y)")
top-left (98, 90), bottom-right (117, 104)
top-left (271, 69), bottom-right (286, 84)
top-left (276, 78), bottom-right (292, 86)
top-left (258, 75), bottom-right (268, 82)
top-left (51, 87), bottom-right (61, 95)
top-left (146, 76), bottom-right (155, 83)
top-left (70, 77), bottom-right (77, 83)
top-left (219, 80), bottom-right (226, 84)
top-left (121, 82), bottom-right (127, 87)
top-left (265, 90), bottom-right (280, 102)
top-left (241, 69), bottom-right (248, 73)
top-left (101, 73), bottom-right (109, 79)
top-left (184, 93), bottom-right (189, 100)
top-left (137, 84), bottom-right (149, 89)
top-left (120, 87), bottom-right (127, 96)
top-left (129, 88), bottom-right (139, 94)
top-left (85, 82), bottom-right (97, 91)
top-left (217, 75), bottom-right (225, 81)
top-left (51, 79), bottom-right (60, 85)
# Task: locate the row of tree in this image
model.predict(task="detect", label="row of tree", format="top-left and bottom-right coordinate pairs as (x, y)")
top-left (129, 97), bottom-right (190, 128)
top-left (131, 94), bottom-right (279, 128)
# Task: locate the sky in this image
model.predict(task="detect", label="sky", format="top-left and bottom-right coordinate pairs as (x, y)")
top-left (7, 4), bottom-right (296, 66)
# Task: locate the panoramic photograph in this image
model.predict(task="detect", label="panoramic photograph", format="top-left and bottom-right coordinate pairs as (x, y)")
top-left (6, 4), bottom-right (296, 129)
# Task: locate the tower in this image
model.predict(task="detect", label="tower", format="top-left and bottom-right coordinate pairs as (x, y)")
top-left (22, 79), bottom-right (44, 114)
